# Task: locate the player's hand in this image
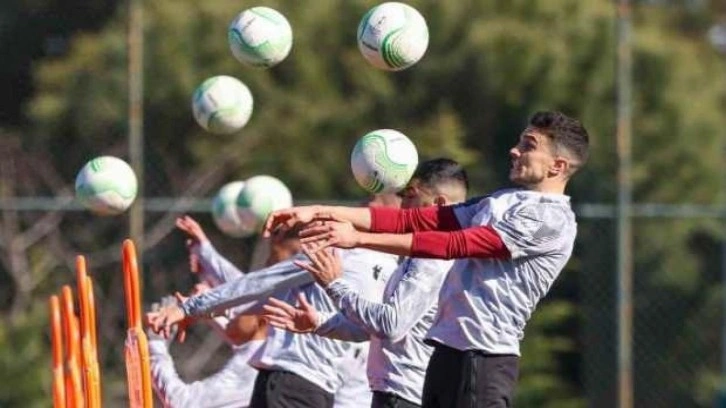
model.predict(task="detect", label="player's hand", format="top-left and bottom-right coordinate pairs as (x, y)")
top-left (177, 216), bottom-right (209, 274)
top-left (145, 299), bottom-right (190, 342)
top-left (299, 219), bottom-right (360, 250)
top-left (293, 245), bottom-right (343, 287)
top-left (187, 243), bottom-right (200, 273)
top-left (145, 296), bottom-right (182, 343)
top-left (176, 215), bottom-right (209, 245)
top-left (262, 206), bottom-right (322, 237)
top-left (262, 292), bottom-right (319, 333)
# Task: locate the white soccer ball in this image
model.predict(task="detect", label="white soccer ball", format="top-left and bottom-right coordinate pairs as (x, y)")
top-left (75, 156), bottom-right (138, 216)
top-left (228, 7), bottom-right (293, 68)
top-left (211, 181), bottom-right (255, 237)
top-left (357, 2), bottom-right (429, 71)
top-left (350, 129), bottom-right (418, 194)
top-left (192, 75), bottom-right (254, 134)
top-left (236, 175), bottom-right (293, 232)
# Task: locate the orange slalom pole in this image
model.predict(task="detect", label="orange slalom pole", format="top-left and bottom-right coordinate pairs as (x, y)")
top-left (49, 295), bottom-right (66, 408)
top-left (61, 285), bottom-right (84, 408)
top-left (86, 275), bottom-right (101, 406)
top-left (76, 256), bottom-right (101, 408)
top-left (86, 277), bottom-right (98, 353)
top-left (122, 239), bottom-right (153, 408)
top-left (123, 242), bottom-right (138, 328)
top-left (123, 242), bottom-right (143, 408)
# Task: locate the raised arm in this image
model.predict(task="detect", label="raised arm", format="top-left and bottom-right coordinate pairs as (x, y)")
top-left (176, 215), bottom-right (245, 286)
top-left (194, 241), bottom-right (245, 287)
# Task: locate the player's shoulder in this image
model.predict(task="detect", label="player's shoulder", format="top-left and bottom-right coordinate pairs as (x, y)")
top-left (453, 188), bottom-right (519, 209)
top-left (491, 189), bottom-right (573, 216)
top-left (498, 192), bottom-right (576, 240)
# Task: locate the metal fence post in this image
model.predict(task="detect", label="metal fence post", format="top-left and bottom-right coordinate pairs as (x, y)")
top-left (616, 0), bottom-right (634, 407)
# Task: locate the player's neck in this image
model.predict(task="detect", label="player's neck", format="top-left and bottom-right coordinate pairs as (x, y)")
top-left (524, 179), bottom-right (567, 195)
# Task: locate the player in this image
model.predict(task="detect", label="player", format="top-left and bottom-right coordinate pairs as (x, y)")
top-left (263, 111), bottom-right (590, 407)
top-left (147, 215), bottom-right (300, 407)
top-left (147, 201), bottom-right (401, 408)
top-left (262, 158), bottom-right (469, 408)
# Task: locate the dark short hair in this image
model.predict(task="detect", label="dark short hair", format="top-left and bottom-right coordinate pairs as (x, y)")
top-left (412, 158), bottom-right (469, 192)
top-left (529, 111), bottom-right (590, 169)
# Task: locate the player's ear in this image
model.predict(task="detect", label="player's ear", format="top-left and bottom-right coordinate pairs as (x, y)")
top-left (433, 195), bottom-right (448, 207)
top-left (551, 157), bottom-right (569, 177)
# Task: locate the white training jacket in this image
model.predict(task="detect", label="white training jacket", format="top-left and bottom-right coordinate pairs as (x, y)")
top-left (316, 257), bottom-right (453, 405)
top-left (185, 242), bottom-right (397, 398)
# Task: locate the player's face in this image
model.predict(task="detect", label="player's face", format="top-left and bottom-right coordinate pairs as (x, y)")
top-left (398, 178), bottom-right (436, 209)
top-left (509, 128), bottom-right (557, 187)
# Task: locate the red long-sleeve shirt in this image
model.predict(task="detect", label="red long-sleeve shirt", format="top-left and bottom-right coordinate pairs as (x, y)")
top-left (369, 206), bottom-right (510, 260)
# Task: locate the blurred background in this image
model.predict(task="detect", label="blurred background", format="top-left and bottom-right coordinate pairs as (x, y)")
top-left (1, 0), bottom-right (725, 406)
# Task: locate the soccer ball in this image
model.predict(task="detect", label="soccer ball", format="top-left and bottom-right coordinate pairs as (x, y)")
top-left (350, 129), bottom-right (418, 194)
top-left (211, 181), bottom-right (255, 237)
top-left (75, 156), bottom-right (138, 216)
top-left (357, 2), bottom-right (429, 71)
top-left (192, 75), bottom-right (253, 134)
top-left (236, 175), bottom-right (293, 232)
top-left (228, 7), bottom-right (293, 68)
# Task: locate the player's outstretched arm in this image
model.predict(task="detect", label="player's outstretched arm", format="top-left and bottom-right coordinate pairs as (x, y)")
top-left (325, 259), bottom-right (450, 341)
top-left (146, 258), bottom-right (314, 340)
top-left (180, 257), bottom-right (313, 317)
top-left (314, 312), bottom-right (370, 342)
top-left (177, 215), bottom-right (245, 286)
top-left (301, 222), bottom-right (513, 260)
top-left (263, 205), bottom-right (374, 237)
top-left (298, 222), bottom-right (415, 257)
top-left (176, 215), bottom-right (209, 245)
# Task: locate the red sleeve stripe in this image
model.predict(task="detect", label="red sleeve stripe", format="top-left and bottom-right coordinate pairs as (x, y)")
top-left (370, 206), bottom-right (461, 233)
top-left (410, 226), bottom-right (511, 260)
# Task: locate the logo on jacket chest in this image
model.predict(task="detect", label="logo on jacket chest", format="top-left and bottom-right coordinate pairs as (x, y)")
top-left (373, 265), bottom-right (382, 280)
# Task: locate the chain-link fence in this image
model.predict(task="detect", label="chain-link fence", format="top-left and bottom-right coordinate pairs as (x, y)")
top-left (576, 216), bottom-right (722, 408)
